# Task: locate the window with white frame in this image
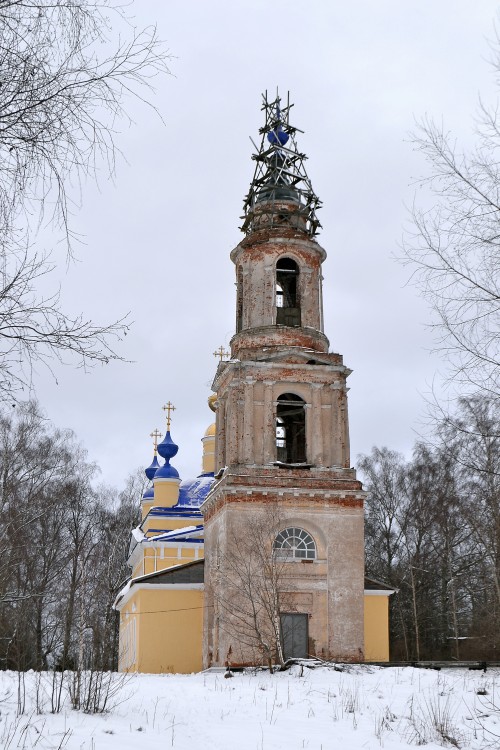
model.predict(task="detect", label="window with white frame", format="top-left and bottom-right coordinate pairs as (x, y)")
top-left (273, 527), bottom-right (316, 560)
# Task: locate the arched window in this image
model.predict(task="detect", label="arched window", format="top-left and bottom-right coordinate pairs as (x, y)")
top-left (276, 393), bottom-right (306, 463)
top-left (273, 527), bottom-right (316, 560)
top-left (276, 257), bottom-right (301, 326)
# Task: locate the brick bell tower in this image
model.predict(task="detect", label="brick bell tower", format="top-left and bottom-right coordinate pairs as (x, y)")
top-left (202, 93), bottom-right (365, 667)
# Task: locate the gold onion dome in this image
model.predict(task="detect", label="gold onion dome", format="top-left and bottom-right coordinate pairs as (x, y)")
top-left (204, 423), bottom-right (216, 437)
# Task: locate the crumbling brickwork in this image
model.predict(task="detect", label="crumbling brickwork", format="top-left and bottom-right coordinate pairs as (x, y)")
top-left (202, 118), bottom-right (366, 666)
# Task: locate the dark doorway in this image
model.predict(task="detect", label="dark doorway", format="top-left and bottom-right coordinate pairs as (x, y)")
top-left (276, 393), bottom-right (306, 463)
top-left (276, 257), bottom-right (301, 326)
top-left (280, 613), bottom-right (309, 659)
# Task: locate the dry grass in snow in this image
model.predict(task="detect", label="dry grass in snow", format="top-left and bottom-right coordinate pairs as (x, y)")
top-left (0, 666), bottom-right (499, 749)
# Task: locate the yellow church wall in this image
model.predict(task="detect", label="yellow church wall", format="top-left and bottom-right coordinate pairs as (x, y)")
top-left (364, 593), bottom-right (390, 662)
top-left (119, 585), bottom-right (390, 673)
top-left (118, 592), bottom-right (141, 672)
top-left (201, 433), bottom-right (215, 474)
top-left (141, 500), bottom-right (154, 519)
top-left (119, 586), bottom-right (204, 674)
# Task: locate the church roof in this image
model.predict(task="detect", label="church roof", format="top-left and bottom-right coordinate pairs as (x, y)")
top-left (177, 473), bottom-right (214, 508)
top-left (364, 576), bottom-right (396, 593)
top-left (114, 559), bottom-right (205, 609)
top-left (147, 525), bottom-right (204, 543)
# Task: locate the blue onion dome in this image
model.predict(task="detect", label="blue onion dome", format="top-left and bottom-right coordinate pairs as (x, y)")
top-left (143, 453), bottom-right (161, 499)
top-left (267, 104), bottom-right (289, 146)
top-left (145, 454), bottom-right (161, 481)
top-left (154, 430), bottom-right (180, 480)
top-left (157, 430), bottom-right (179, 461)
top-left (154, 461), bottom-right (179, 480)
top-left (142, 484), bottom-right (155, 500)
top-left (267, 124), bottom-right (289, 146)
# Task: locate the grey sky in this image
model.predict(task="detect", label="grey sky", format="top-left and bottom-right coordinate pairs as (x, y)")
top-left (32, 1), bottom-right (499, 490)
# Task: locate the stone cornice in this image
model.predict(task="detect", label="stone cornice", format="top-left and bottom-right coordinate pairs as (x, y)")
top-left (202, 489), bottom-right (364, 523)
top-left (212, 357), bottom-right (350, 392)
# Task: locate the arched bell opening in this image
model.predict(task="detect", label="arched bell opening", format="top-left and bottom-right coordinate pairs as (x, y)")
top-left (276, 257), bottom-right (301, 327)
top-left (276, 393), bottom-right (306, 464)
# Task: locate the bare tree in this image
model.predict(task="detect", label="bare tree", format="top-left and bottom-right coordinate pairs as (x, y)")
top-left (404, 57), bottom-right (500, 395)
top-left (215, 505), bottom-right (292, 672)
top-left (0, 246), bottom-right (132, 399)
top-left (360, 394), bottom-right (499, 660)
top-left (358, 447), bottom-right (409, 585)
top-left (438, 395), bottom-right (500, 654)
top-left (0, 401), bottom-right (146, 673)
top-left (0, 1), bottom-right (170, 399)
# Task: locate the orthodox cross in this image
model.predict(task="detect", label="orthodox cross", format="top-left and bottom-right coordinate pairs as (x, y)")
top-left (162, 401), bottom-right (176, 430)
top-left (150, 428), bottom-right (162, 454)
top-left (213, 346), bottom-right (230, 362)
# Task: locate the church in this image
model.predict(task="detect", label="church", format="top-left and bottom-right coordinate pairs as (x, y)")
top-left (114, 94), bottom-right (393, 673)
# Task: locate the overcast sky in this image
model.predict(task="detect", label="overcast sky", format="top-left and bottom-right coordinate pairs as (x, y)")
top-left (31, 1), bottom-right (500, 491)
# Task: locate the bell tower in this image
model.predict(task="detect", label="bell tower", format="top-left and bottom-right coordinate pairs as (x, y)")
top-left (202, 94), bottom-right (365, 667)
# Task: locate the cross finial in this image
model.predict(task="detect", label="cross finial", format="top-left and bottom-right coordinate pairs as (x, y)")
top-left (213, 345), bottom-right (230, 362)
top-left (150, 428), bottom-right (162, 454)
top-left (162, 401), bottom-right (176, 430)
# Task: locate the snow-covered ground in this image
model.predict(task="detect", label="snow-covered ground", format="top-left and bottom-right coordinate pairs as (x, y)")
top-left (1, 666), bottom-right (499, 749)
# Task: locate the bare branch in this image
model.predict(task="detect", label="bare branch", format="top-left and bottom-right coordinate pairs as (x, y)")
top-left (403, 109), bottom-right (500, 396)
top-left (0, 1), bottom-right (171, 400)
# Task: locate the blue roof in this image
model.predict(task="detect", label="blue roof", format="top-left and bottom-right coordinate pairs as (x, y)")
top-left (143, 485), bottom-right (154, 500)
top-left (141, 472), bottom-right (214, 514)
top-left (176, 472), bottom-right (214, 508)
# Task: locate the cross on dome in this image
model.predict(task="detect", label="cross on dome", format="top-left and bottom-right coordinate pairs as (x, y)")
top-left (162, 401), bottom-right (176, 430)
top-left (150, 428), bottom-right (162, 454)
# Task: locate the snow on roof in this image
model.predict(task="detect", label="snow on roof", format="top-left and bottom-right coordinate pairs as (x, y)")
top-left (176, 474), bottom-right (214, 508)
top-left (132, 526), bottom-right (147, 543)
top-left (146, 525), bottom-right (204, 543)
top-left (113, 579), bottom-right (132, 608)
